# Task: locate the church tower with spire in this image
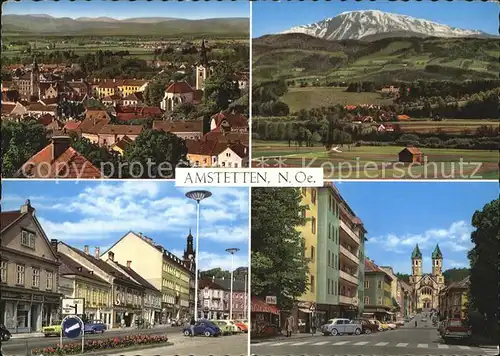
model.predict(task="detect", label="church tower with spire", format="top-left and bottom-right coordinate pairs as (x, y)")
top-left (183, 229), bottom-right (195, 270)
top-left (195, 40), bottom-right (210, 91)
top-left (30, 55), bottom-right (40, 99)
top-left (432, 244), bottom-right (444, 283)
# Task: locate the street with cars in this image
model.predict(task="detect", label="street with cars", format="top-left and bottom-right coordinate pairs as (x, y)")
top-left (251, 313), bottom-right (498, 356)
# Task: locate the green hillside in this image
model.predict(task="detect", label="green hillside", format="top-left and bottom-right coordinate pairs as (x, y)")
top-left (253, 33), bottom-right (499, 84)
top-left (1, 15), bottom-right (249, 37)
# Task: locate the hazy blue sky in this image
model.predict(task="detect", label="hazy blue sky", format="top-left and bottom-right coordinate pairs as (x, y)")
top-left (2, 0), bottom-right (250, 19)
top-left (336, 182), bottom-right (498, 275)
top-left (2, 181), bottom-right (249, 272)
top-left (252, 1), bottom-right (498, 37)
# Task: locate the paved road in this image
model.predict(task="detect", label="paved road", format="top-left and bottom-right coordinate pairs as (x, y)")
top-left (2, 326), bottom-right (181, 355)
top-left (108, 333), bottom-right (248, 356)
top-left (251, 314), bottom-right (496, 356)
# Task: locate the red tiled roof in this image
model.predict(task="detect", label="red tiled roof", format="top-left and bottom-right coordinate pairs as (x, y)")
top-left (251, 297), bottom-right (280, 315)
top-left (0, 210), bottom-right (23, 232)
top-left (99, 124), bottom-right (143, 136)
top-left (364, 259), bottom-right (384, 273)
top-left (186, 139), bottom-right (228, 156)
top-left (1, 103), bottom-right (16, 114)
top-left (153, 120), bottom-right (203, 133)
top-left (227, 142), bottom-right (248, 158)
top-left (27, 103), bottom-right (52, 112)
top-left (63, 121), bottom-right (81, 131)
top-left (165, 81), bottom-right (193, 94)
top-left (38, 114), bottom-right (56, 126)
top-left (203, 129), bottom-right (249, 144)
top-left (199, 279), bottom-right (225, 290)
top-left (58, 252), bottom-right (109, 284)
top-left (403, 147), bottom-right (422, 155)
top-left (22, 140), bottom-right (102, 178)
top-left (211, 112), bottom-right (248, 129)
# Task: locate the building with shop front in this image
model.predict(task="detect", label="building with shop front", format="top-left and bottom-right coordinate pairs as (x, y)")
top-left (57, 243), bottom-right (145, 329)
top-left (199, 279), bottom-right (226, 320)
top-left (363, 259), bottom-right (394, 321)
top-left (57, 248), bottom-right (112, 323)
top-left (438, 276), bottom-right (469, 320)
top-left (379, 266), bottom-right (403, 319)
top-left (400, 280), bottom-right (414, 317)
top-left (293, 184), bottom-right (366, 327)
top-left (0, 200), bottom-right (62, 334)
top-left (213, 277), bottom-right (248, 320)
top-left (101, 231), bottom-right (194, 323)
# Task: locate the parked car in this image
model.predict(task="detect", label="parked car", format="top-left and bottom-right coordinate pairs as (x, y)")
top-left (84, 320), bottom-right (106, 334)
top-left (232, 320), bottom-right (248, 333)
top-left (42, 321), bottom-right (62, 337)
top-left (320, 318), bottom-right (362, 336)
top-left (396, 320), bottom-right (405, 326)
top-left (370, 320), bottom-right (389, 331)
top-left (0, 325), bottom-right (12, 341)
top-left (171, 319), bottom-right (182, 327)
top-left (235, 319), bottom-right (249, 329)
top-left (182, 320), bottom-right (221, 337)
top-left (438, 320), bottom-right (447, 336)
top-left (212, 320), bottom-right (237, 335)
top-left (352, 319), bottom-right (378, 334)
top-left (442, 319), bottom-right (472, 343)
top-left (387, 322), bottom-right (397, 330)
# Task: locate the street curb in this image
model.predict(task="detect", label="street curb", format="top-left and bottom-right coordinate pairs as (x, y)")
top-left (22, 342), bottom-right (174, 356)
top-left (251, 334), bottom-right (318, 344)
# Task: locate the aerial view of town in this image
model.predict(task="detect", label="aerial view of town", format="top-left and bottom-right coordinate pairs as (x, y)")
top-left (0, 181), bottom-right (250, 356)
top-left (1, 1), bottom-right (250, 179)
top-left (251, 1), bottom-right (499, 179)
top-left (251, 182), bottom-right (499, 356)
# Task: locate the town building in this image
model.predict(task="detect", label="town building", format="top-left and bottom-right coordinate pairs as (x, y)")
top-left (294, 183), bottom-right (366, 325)
top-left (399, 147), bottom-right (423, 163)
top-left (100, 231), bottom-right (194, 323)
top-left (363, 259), bottom-right (394, 321)
top-left (0, 200), bottom-right (61, 334)
top-left (20, 136), bottom-right (102, 178)
top-left (399, 280), bottom-right (414, 317)
top-left (409, 244), bottom-right (445, 311)
top-left (199, 279), bottom-right (226, 320)
top-left (57, 248), bottom-right (112, 323)
top-left (160, 81), bottom-right (200, 112)
top-left (57, 243), bottom-right (145, 329)
top-left (195, 40), bottom-right (211, 91)
top-left (213, 277), bottom-right (248, 320)
top-left (379, 266), bottom-right (403, 319)
top-left (438, 276), bottom-right (469, 320)
top-left (152, 120), bottom-right (204, 141)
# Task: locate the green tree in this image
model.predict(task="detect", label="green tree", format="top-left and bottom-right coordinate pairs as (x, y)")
top-left (467, 198), bottom-right (499, 339)
top-left (204, 62), bottom-right (240, 112)
top-left (70, 135), bottom-right (121, 177)
top-left (171, 102), bottom-right (198, 121)
top-left (144, 81), bottom-right (167, 107)
top-left (251, 188), bottom-right (309, 309)
top-left (124, 129), bottom-right (190, 179)
top-left (442, 268), bottom-right (470, 285)
top-left (1, 119), bottom-right (49, 177)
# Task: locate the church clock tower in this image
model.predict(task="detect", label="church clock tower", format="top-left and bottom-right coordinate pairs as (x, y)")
top-left (432, 244), bottom-right (444, 284)
top-left (30, 55), bottom-right (40, 99)
top-left (409, 244), bottom-right (423, 285)
top-left (183, 229), bottom-right (195, 271)
top-left (195, 40), bottom-right (210, 91)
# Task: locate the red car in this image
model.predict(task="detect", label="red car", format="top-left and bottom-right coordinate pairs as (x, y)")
top-left (442, 319), bottom-right (472, 343)
top-left (353, 319), bottom-right (379, 334)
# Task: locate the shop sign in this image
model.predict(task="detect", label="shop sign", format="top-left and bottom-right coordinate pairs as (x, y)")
top-left (265, 296), bottom-right (277, 305)
top-left (33, 295), bottom-right (44, 301)
top-left (297, 301), bottom-right (311, 308)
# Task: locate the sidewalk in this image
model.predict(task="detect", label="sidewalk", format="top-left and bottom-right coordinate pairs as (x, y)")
top-left (10, 324), bottom-right (171, 339)
top-left (251, 332), bottom-right (315, 344)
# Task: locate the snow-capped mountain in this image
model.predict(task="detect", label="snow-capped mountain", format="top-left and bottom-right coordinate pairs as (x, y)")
top-left (281, 10), bottom-right (488, 41)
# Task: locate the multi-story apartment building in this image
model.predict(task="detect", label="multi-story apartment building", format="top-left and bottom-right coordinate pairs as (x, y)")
top-left (438, 276), bottom-right (469, 320)
top-left (58, 243), bottom-right (145, 329)
top-left (295, 184), bottom-right (366, 325)
top-left (379, 266), bottom-right (403, 319)
top-left (0, 201), bottom-right (61, 334)
top-left (57, 249), bottom-right (112, 323)
top-left (400, 280), bottom-right (414, 317)
top-left (101, 231), bottom-right (194, 322)
top-left (198, 277), bottom-right (248, 320)
top-left (363, 259), bottom-right (394, 321)
top-left (199, 279), bottom-right (226, 320)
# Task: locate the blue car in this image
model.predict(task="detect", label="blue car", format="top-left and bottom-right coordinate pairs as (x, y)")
top-left (182, 320), bottom-right (221, 337)
top-left (84, 320), bottom-right (107, 334)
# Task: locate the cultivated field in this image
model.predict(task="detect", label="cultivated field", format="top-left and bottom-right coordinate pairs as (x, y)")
top-left (385, 119), bottom-right (499, 134)
top-left (251, 140), bottom-right (499, 179)
top-left (281, 87), bottom-right (395, 113)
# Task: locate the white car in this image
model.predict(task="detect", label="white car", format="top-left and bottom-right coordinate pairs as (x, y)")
top-left (387, 322), bottom-right (397, 330)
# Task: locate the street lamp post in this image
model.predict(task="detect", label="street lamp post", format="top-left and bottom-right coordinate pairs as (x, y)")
top-left (186, 190), bottom-right (212, 321)
top-left (225, 248), bottom-right (240, 320)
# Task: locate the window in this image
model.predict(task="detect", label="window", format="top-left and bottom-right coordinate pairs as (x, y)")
top-left (311, 217), bottom-right (316, 234)
top-left (310, 275), bottom-right (315, 293)
top-left (377, 296), bottom-right (383, 305)
top-left (21, 230), bottom-right (35, 248)
top-left (377, 280), bottom-right (382, 289)
top-left (0, 261), bottom-right (7, 283)
top-left (328, 251), bottom-right (331, 266)
top-left (329, 195), bottom-right (332, 211)
top-left (328, 223), bottom-right (331, 239)
top-left (311, 246), bottom-right (315, 260)
top-left (328, 279), bottom-right (331, 294)
top-left (364, 280), bottom-right (370, 289)
top-left (16, 264), bottom-right (25, 285)
top-left (311, 189), bottom-right (317, 204)
top-left (32, 267), bottom-right (40, 288)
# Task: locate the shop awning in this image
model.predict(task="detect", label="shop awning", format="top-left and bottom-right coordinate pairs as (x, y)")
top-left (385, 311), bottom-right (394, 315)
top-left (251, 297), bottom-right (279, 315)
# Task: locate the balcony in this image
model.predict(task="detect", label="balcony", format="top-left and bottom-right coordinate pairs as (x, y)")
top-left (339, 295), bottom-right (357, 305)
top-left (339, 270), bottom-right (359, 285)
top-left (340, 245), bottom-right (359, 265)
top-left (340, 221), bottom-right (360, 245)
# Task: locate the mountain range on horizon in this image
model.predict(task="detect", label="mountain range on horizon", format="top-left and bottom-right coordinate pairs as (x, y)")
top-left (1, 14), bottom-right (249, 36)
top-left (280, 10), bottom-right (495, 41)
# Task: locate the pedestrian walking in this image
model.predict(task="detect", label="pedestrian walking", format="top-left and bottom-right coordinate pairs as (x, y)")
top-left (415, 320), bottom-right (418, 327)
top-left (286, 314), bottom-right (294, 337)
top-left (189, 317), bottom-right (195, 337)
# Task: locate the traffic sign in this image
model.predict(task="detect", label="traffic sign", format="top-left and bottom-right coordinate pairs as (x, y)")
top-left (62, 317), bottom-right (83, 339)
top-left (62, 298), bottom-right (85, 315)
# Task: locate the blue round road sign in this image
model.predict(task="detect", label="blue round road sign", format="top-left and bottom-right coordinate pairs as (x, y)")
top-left (62, 317), bottom-right (83, 339)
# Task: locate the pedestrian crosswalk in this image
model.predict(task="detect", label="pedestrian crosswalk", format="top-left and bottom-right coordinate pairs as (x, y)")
top-left (252, 339), bottom-right (476, 351)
